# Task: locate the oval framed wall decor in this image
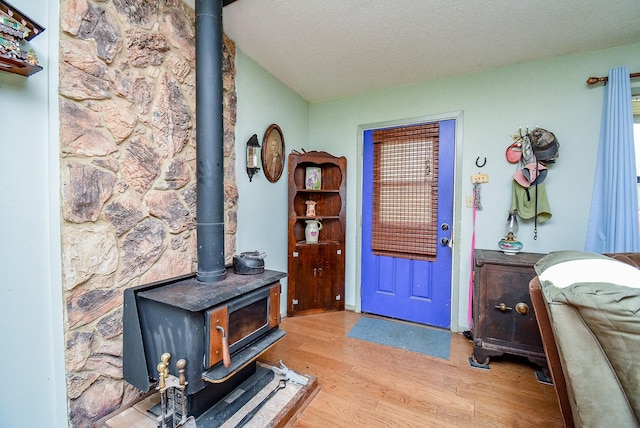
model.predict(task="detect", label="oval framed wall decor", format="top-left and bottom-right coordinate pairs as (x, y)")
top-left (261, 124), bottom-right (285, 182)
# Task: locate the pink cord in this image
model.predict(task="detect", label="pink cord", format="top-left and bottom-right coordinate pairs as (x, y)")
top-left (468, 186), bottom-right (477, 328)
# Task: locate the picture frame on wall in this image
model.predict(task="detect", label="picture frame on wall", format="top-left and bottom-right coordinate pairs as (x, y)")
top-left (305, 167), bottom-right (322, 190)
top-left (261, 124), bottom-right (285, 183)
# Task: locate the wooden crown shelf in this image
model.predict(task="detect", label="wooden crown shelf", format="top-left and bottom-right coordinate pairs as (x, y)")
top-left (0, 54), bottom-right (41, 76)
top-left (0, 0), bottom-right (45, 77)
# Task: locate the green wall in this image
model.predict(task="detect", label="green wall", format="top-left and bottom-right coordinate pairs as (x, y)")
top-left (0, 1), bottom-right (67, 427)
top-left (234, 51), bottom-right (309, 315)
top-left (236, 42), bottom-right (640, 330)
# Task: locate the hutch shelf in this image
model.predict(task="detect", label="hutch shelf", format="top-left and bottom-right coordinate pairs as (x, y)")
top-left (287, 150), bottom-right (346, 316)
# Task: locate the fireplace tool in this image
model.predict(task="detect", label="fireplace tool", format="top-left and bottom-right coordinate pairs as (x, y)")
top-left (155, 353), bottom-right (196, 428)
top-left (234, 379), bottom-right (286, 428)
top-left (271, 360), bottom-right (308, 386)
top-left (234, 361), bottom-right (309, 427)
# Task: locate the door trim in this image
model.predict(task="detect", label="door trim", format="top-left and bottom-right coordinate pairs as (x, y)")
top-left (355, 111), bottom-right (464, 331)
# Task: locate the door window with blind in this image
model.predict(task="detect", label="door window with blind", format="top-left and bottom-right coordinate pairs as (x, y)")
top-left (371, 123), bottom-right (439, 261)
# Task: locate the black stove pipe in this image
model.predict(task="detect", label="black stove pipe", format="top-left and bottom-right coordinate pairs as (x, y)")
top-left (195, 0), bottom-right (226, 283)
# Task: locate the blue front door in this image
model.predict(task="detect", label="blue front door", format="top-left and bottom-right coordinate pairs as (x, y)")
top-left (361, 119), bottom-right (455, 328)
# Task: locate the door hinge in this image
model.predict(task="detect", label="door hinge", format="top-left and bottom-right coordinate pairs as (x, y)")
top-left (337, 249), bottom-right (342, 255)
top-left (293, 251), bottom-right (298, 257)
top-left (335, 295), bottom-right (341, 301)
top-left (293, 299), bottom-right (299, 305)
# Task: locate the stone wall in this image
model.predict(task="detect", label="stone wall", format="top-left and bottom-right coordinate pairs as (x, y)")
top-left (59, 1), bottom-right (237, 426)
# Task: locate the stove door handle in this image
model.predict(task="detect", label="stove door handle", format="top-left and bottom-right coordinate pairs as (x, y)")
top-left (217, 326), bottom-right (231, 368)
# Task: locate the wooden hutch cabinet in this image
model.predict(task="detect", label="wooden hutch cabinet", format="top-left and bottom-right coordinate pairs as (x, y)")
top-left (287, 151), bottom-right (346, 316)
top-left (471, 249), bottom-right (547, 368)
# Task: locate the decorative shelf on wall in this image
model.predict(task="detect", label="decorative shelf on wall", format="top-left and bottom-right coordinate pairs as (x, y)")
top-left (0, 0), bottom-right (45, 77)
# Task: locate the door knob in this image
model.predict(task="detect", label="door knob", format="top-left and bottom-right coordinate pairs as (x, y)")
top-left (515, 302), bottom-right (529, 314)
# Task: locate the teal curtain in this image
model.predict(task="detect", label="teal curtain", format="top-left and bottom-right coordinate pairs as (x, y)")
top-left (585, 66), bottom-right (640, 252)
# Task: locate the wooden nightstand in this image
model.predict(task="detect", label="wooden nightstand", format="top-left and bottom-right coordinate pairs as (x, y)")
top-left (471, 249), bottom-right (547, 368)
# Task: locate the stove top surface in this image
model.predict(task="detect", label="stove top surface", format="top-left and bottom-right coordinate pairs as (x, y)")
top-left (136, 269), bottom-right (286, 312)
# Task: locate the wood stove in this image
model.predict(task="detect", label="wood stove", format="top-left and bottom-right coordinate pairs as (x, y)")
top-left (123, 269), bottom-right (286, 423)
top-left (122, 1), bottom-right (288, 425)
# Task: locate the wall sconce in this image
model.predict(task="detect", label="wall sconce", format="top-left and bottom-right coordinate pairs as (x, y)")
top-left (246, 134), bottom-right (261, 182)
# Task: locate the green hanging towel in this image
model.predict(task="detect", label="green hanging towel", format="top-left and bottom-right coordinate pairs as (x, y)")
top-left (511, 181), bottom-right (552, 222)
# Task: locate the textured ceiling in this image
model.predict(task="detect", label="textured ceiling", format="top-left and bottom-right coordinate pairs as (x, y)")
top-left (190, 1), bottom-right (640, 103)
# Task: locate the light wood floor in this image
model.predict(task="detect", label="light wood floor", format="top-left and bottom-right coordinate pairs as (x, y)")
top-left (261, 311), bottom-right (564, 428)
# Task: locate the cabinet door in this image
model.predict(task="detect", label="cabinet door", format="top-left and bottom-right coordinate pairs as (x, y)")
top-left (289, 243), bottom-right (342, 315)
top-left (316, 243), bottom-right (341, 310)
top-left (479, 264), bottom-right (542, 351)
top-left (289, 245), bottom-right (320, 314)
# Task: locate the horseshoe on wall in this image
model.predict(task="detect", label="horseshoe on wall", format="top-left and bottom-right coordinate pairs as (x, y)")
top-left (475, 157), bottom-right (487, 168)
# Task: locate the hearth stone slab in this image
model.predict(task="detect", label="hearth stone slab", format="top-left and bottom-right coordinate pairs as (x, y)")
top-left (93, 362), bottom-right (319, 428)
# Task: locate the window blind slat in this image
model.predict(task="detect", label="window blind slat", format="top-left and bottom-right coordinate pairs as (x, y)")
top-left (371, 123), bottom-right (439, 261)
